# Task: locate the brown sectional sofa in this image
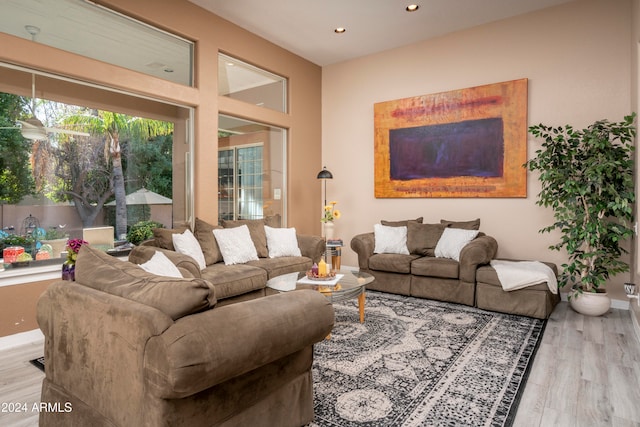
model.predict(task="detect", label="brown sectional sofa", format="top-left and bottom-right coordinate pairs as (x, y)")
top-left (128, 217), bottom-right (326, 305)
top-left (351, 218), bottom-right (559, 319)
top-left (38, 233), bottom-right (334, 426)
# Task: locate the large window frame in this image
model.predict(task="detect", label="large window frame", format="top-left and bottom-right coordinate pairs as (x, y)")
top-left (0, 63), bottom-right (194, 278)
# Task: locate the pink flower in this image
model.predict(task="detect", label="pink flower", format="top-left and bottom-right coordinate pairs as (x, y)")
top-left (65, 239), bottom-right (88, 265)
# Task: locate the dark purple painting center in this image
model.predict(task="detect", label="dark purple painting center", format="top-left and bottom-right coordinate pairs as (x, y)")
top-left (389, 118), bottom-right (504, 180)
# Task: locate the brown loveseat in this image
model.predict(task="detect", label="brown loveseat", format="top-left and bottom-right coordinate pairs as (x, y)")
top-left (129, 217), bottom-right (326, 306)
top-left (37, 245), bottom-right (334, 427)
top-left (351, 218), bottom-right (498, 306)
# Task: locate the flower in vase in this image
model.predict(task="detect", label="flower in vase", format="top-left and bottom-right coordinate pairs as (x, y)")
top-left (65, 238), bottom-right (88, 266)
top-left (321, 201), bottom-right (341, 223)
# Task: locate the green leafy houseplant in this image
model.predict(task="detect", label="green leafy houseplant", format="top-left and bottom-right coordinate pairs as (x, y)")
top-left (525, 113), bottom-right (636, 294)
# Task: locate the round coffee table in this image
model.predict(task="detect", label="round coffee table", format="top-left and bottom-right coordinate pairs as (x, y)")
top-left (266, 270), bottom-right (374, 323)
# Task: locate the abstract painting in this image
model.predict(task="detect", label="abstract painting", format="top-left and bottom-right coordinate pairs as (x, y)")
top-left (374, 79), bottom-right (527, 198)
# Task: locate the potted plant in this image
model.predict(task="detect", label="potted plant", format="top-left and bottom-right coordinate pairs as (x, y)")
top-left (525, 113), bottom-right (636, 316)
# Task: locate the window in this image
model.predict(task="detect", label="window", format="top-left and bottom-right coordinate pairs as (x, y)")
top-left (218, 115), bottom-right (286, 224)
top-left (218, 145), bottom-right (263, 221)
top-left (0, 0), bottom-right (194, 86)
top-left (218, 53), bottom-right (287, 113)
top-left (0, 66), bottom-right (193, 274)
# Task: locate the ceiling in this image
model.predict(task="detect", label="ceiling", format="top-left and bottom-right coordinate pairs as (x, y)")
top-left (0, 0), bottom-right (193, 86)
top-left (189, 0), bottom-right (577, 66)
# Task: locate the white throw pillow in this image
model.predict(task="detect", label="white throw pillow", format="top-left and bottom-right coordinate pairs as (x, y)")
top-left (172, 229), bottom-right (207, 270)
top-left (373, 224), bottom-right (409, 255)
top-left (138, 250), bottom-right (183, 278)
top-left (265, 226), bottom-right (302, 258)
top-left (213, 225), bottom-right (259, 265)
top-left (434, 228), bottom-right (480, 261)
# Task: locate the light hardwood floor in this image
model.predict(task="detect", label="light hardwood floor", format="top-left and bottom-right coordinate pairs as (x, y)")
top-left (1, 302), bottom-right (639, 427)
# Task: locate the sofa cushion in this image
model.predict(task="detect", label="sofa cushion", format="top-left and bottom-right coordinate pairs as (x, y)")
top-left (434, 228), bottom-right (479, 261)
top-left (172, 229), bottom-right (207, 270)
top-left (213, 225), bottom-right (260, 265)
top-left (153, 227), bottom-right (188, 251)
top-left (200, 263), bottom-right (267, 300)
top-left (194, 218), bottom-right (223, 265)
top-left (411, 257), bottom-right (460, 279)
top-left (221, 218), bottom-right (269, 258)
top-left (247, 256), bottom-right (312, 279)
top-left (381, 217), bottom-right (423, 227)
top-left (440, 218), bottom-right (480, 230)
top-left (407, 222), bottom-right (446, 256)
top-left (368, 253), bottom-right (420, 274)
top-left (264, 226), bottom-right (302, 258)
top-left (75, 245), bottom-right (216, 320)
top-left (373, 224), bottom-right (409, 255)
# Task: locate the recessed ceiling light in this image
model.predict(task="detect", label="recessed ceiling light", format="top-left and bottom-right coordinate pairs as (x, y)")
top-left (406, 4), bottom-right (419, 12)
top-left (334, 27), bottom-right (346, 34)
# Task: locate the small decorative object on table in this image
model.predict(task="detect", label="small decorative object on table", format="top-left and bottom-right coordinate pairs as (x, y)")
top-left (321, 201), bottom-right (341, 240)
top-left (62, 238), bottom-right (88, 281)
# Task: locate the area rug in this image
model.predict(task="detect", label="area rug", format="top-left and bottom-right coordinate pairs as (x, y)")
top-left (309, 291), bottom-right (545, 427)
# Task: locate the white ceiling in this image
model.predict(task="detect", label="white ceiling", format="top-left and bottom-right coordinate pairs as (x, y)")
top-left (189, 0), bottom-right (577, 66)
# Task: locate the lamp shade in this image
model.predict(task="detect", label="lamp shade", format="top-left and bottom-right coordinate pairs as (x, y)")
top-left (317, 167), bottom-right (333, 180)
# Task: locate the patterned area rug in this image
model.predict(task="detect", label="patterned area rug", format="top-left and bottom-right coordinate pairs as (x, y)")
top-left (310, 291), bottom-right (545, 427)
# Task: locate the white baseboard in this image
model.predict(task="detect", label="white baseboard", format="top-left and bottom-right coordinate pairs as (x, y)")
top-left (0, 329), bottom-right (43, 350)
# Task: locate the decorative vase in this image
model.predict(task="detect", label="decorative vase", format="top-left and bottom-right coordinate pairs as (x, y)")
top-left (323, 222), bottom-right (335, 240)
top-left (62, 263), bottom-right (75, 281)
top-left (569, 288), bottom-right (610, 316)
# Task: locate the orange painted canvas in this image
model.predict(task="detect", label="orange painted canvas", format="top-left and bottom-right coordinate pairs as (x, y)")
top-left (374, 79), bottom-right (527, 198)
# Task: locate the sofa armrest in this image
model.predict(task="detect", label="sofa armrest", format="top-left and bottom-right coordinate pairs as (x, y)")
top-left (128, 245), bottom-right (201, 278)
top-left (351, 232), bottom-right (375, 269)
top-left (297, 234), bottom-right (325, 263)
top-left (37, 282), bottom-right (174, 424)
top-left (144, 290), bottom-right (334, 399)
top-left (459, 235), bottom-right (498, 283)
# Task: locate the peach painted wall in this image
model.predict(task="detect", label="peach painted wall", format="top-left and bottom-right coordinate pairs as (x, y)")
top-left (322, 0), bottom-right (633, 301)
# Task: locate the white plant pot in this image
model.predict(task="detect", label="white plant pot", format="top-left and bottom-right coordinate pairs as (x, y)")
top-left (323, 222), bottom-right (335, 240)
top-left (569, 289), bottom-right (611, 316)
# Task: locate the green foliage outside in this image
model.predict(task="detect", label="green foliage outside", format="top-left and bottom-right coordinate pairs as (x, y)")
top-left (127, 220), bottom-right (164, 246)
top-left (0, 93), bottom-right (34, 204)
top-left (526, 113), bottom-right (636, 293)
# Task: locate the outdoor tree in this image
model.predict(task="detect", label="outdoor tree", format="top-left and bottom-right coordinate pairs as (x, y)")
top-left (123, 133), bottom-right (173, 198)
top-left (64, 110), bottom-right (173, 238)
top-left (48, 133), bottom-right (113, 227)
top-left (0, 93), bottom-right (34, 204)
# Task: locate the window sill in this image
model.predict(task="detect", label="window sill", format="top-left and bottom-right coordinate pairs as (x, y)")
top-left (1, 250), bottom-right (131, 287)
top-left (0, 262), bottom-right (63, 287)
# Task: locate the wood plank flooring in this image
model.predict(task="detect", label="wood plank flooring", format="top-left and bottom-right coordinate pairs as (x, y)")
top-left (1, 302), bottom-right (639, 426)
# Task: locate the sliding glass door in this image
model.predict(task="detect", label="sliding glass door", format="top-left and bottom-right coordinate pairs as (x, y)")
top-left (218, 115), bottom-right (286, 224)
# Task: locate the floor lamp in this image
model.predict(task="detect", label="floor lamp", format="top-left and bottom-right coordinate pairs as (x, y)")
top-left (316, 166), bottom-right (333, 207)
top-left (317, 166), bottom-right (333, 245)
